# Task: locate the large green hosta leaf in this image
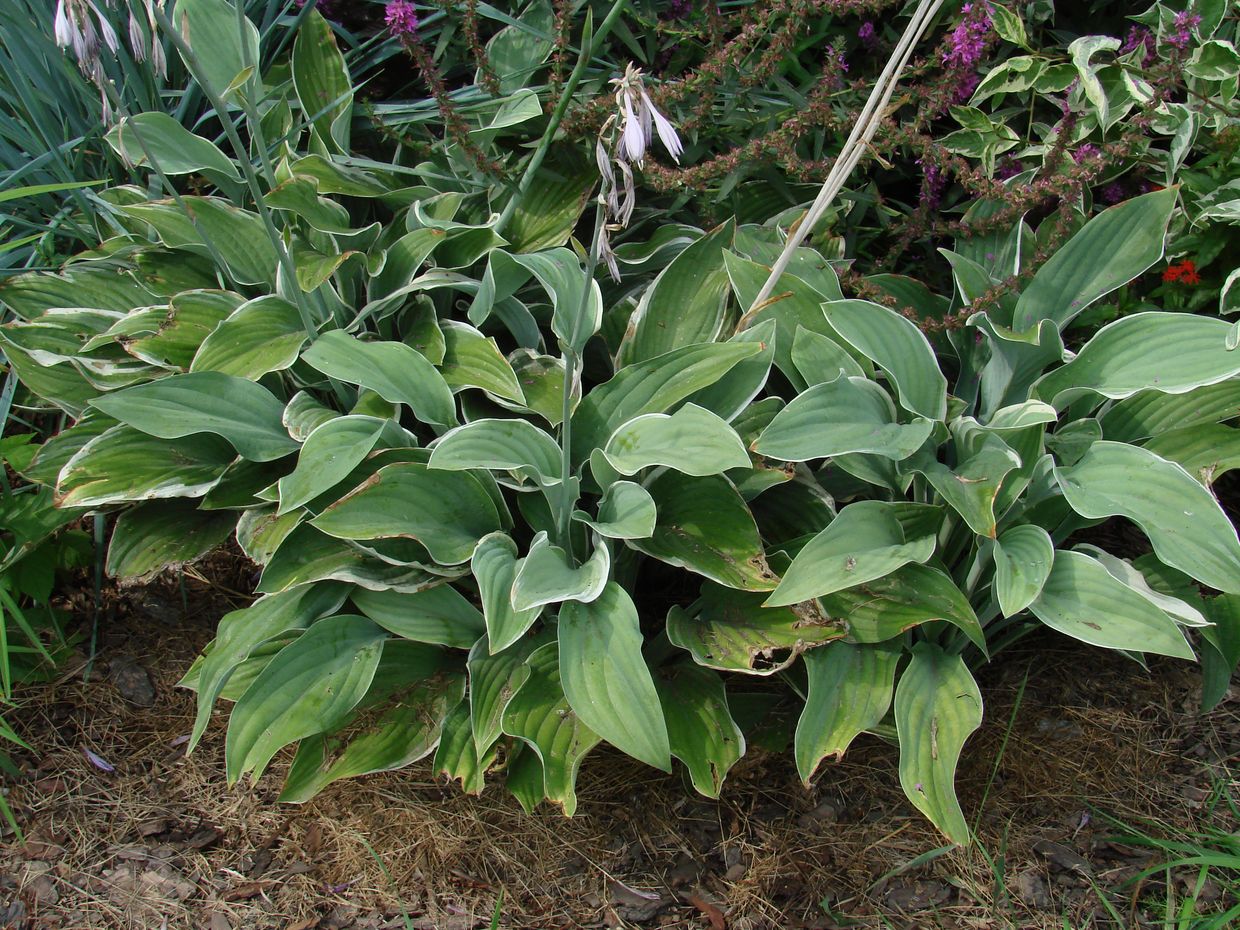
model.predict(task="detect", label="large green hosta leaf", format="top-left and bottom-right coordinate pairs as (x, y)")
top-left (350, 585), bottom-right (485, 648)
top-left (821, 563), bottom-right (986, 652)
top-left (1028, 550), bottom-right (1194, 658)
top-left (501, 643), bottom-right (601, 816)
top-left (258, 525), bottom-right (457, 594)
top-left (603, 403), bottom-right (750, 476)
top-left (292, 8), bottom-right (353, 153)
top-left (277, 416), bottom-right (388, 514)
top-left (619, 221), bottom-right (735, 364)
top-left (121, 198), bottom-right (277, 287)
top-left (632, 472), bottom-right (777, 591)
top-left (106, 112), bottom-right (240, 187)
top-left (507, 249), bottom-right (601, 355)
top-left (1100, 381), bottom-right (1240, 443)
top-left (57, 426), bottom-right (236, 507)
top-left (795, 641), bottom-right (900, 784)
top-left (89, 372), bottom-right (297, 462)
top-left (1011, 189), bottom-right (1176, 332)
top-left (1056, 442), bottom-right (1240, 594)
top-left (991, 524), bottom-right (1054, 617)
top-left (573, 480), bottom-right (657, 540)
top-left (570, 341), bottom-right (764, 465)
top-left (301, 331), bottom-right (456, 429)
top-left (1143, 424), bottom-right (1240, 487)
top-left (280, 656), bottom-right (464, 802)
top-left (225, 615), bottom-right (386, 783)
top-left (106, 500), bottom-right (236, 581)
top-left (191, 296), bottom-right (306, 379)
top-left (655, 663), bottom-right (745, 798)
top-left (895, 643), bottom-right (983, 846)
top-left (429, 418), bottom-right (560, 486)
top-left (439, 321), bottom-right (525, 403)
top-left (767, 501), bottom-right (936, 607)
top-left (511, 533), bottom-right (609, 611)
top-left (559, 583), bottom-right (671, 771)
top-left (174, 0), bottom-right (260, 104)
top-left (754, 375), bottom-right (936, 463)
top-left (1034, 313), bottom-right (1240, 408)
top-left (187, 583), bottom-right (349, 751)
top-left (821, 300), bottom-right (948, 421)
top-left (910, 437), bottom-right (1021, 538)
top-left (471, 533), bottom-right (542, 654)
top-left (668, 584), bottom-right (844, 674)
top-left (311, 463), bottom-right (502, 565)
top-left (468, 632), bottom-right (544, 752)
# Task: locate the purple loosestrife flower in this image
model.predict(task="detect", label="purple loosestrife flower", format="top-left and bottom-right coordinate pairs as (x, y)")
top-left (1167, 10), bottom-right (1201, 50)
top-left (942, 2), bottom-right (991, 70)
top-left (667, 0), bottom-right (693, 20)
top-left (1100, 182), bottom-right (1125, 204)
top-left (918, 158), bottom-right (945, 210)
top-left (1120, 25), bottom-right (1157, 66)
top-left (1073, 143), bottom-right (1101, 163)
top-left (995, 159), bottom-right (1024, 180)
top-left (858, 20), bottom-right (877, 49)
top-left (385, 0), bottom-right (419, 37)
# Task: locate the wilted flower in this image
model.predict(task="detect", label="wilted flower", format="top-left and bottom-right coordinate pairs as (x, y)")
top-left (594, 64), bottom-right (684, 279)
top-left (385, 0), bottom-right (419, 37)
top-left (611, 63), bottom-right (683, 168)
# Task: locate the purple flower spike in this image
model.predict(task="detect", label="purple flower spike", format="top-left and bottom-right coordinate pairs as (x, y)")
top-left (385, 0), bottom-right (419, 37)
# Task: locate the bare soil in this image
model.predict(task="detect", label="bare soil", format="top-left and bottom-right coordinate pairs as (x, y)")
top-left (1, 564), bottom-right (1237, 930)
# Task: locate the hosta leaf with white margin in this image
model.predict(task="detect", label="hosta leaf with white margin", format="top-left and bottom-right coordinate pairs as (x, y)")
top-left (511, 532), bottom-right (610, 611)
top-left (668, 584), bottom-right (844, 675)
top-left (1143, 424), bottom-right (1240, 486)
top-left (311, 462), bottom-right (501, 565)
top-left (895, 642), bottom-right (983, 845)
top-left (569, 341), bottom-right (764, 465)
top-left (432, 700), bottom-right (494, 795)
top-left (503, 351), bottom-right (571, 425)
top-left (106, 112), bottom-right (240, 187)
top-left (1028, 550), bottom-right (1194, 658)
top-left (121, 199), bottom-right (277, 287)
top-left (619, 220), bottom-right (735, 365)
top-left (795, 641), bottom-right (900, 784)
top-left (186, 584), bottom-right (348, 752)
top-left (264, 177), bottom-right (354, 234)
top-left (471, 533), bottom-right (542, 654)
top-left (174, 0), bottom-right (260, 104)
top-left (559, 583), bottom-right (672, 771)
top-left (500, 642), bottom-right (601, 816)
top-left (283, 391), bottom-right (339, 441)
top-left (573, 481), bottom-right (656, 540)
top-left (753, 375), bottom-right (936, 463)
top-left (603, 404), bottom-right (749, 476)
top-left (109, 290), bottom-right (241, 370)
top-left (257, 525), bottom-right (455, 594)
top-left (633, 471), bottom-right (777, 591)
top-left (191, 296), bottom-right (306, 379)
top-left (106, 500), bottom-right (236, 581)
top-left (909, 436), bottom-right (1021, 538)
top-left (56, 426), bottom-right (235, 507)
top-left (1056, 442), bottom-right (1240, 594)
top-left (821, 563), bottom-right (986, 653)
top-left (439, 321), bottom-right (524, 403)
top-left (350, 585), bottom-right (486, 648)
top-left (991, 524), bottom-right (1054, 617)
top-left (724, 251), bottom-right (867, 384)
top-left (655, 663), bottom-right (745, 797)
top-left (276, 416), bottom-right (390, 515)
top-left (684, 319), bottom-right (777, 423)
top-left (1201, 595), bottom-right (1240, 713)
top-left (1075, 546), bottom-right (1208, 628)
top-left (237, 505), bottom-right (303, 563)
top-left (821, 300), bottom-right (948, 421)
top-left (1034, 313), bottom-right (1240, 409)
top-left (428, 419), bottom-right (560, 486)
top-left (292, 9), bottom-right (353, 153)
top-left (1011, 189), bottom-right (1177, 332)
top-left (506, 249), bottom-right (602, 354)
top-left (225, 615), bottom-right (386, 783)
top-left (280, 647), bottom-right (462, 802)
top-left (301, 331), bottom-right (456, 430)
top-left (790, 325), bottom-right (867, 383)
top-left (89, 372), bottom-right (297, 462)
top-left (767, 501), bottom-right (936, 607)
top-left (1100, 381), bottom-right (1240, 444)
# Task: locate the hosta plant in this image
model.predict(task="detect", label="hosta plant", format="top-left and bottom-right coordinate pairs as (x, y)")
top-left (5, 2), bottom-right (1240, 846)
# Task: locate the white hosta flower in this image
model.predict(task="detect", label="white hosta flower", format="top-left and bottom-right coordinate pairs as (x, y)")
top-left (610, 63), bottom-right (683, 167)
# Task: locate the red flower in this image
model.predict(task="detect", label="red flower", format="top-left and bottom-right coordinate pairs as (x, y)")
top-left (1163, 259), bottom-right (1198, 284)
